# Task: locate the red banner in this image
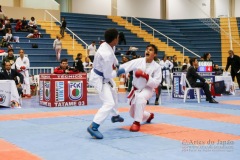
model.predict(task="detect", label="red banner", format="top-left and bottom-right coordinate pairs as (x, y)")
top-left (39, 73), bottom-right (87, 107)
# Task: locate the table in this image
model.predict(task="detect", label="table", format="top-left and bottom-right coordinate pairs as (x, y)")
top-left (215, 76), bottom-right (235, 94)
top-left (0, 80), bottom-right (21, 107)
top-left (39, 73), bottom-right (87, 107)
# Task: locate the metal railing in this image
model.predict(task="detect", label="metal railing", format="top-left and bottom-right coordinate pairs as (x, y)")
top-left (189, 0), bottom-right (240, 49)
top-left (0, 67), bottom-right (53, 75)
top-left (29, 67), bottom-right (54, 75)
top-left (43, 10), bottom-right (88, 53)
top-left (126, 16), bottom-right (201, 62)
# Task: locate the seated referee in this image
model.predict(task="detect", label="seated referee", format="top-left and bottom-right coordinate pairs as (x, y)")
top-left (187, 57), bottom-right (218, 103)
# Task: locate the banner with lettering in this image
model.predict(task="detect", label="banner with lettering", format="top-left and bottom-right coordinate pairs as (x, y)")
top-left (39, 74), bottom-right (87, 107)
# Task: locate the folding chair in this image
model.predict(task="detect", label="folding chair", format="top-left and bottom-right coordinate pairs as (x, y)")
top-left (181, 73), bottom-right (201, 103)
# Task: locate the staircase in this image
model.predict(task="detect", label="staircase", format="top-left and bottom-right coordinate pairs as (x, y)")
top-left (108, 16), bottom-right (184, 59)
top-left (38, 20), bottom-right (87, 59)
top-left (220, 18), bottom-right (240, 67)
top-left (61, 12), bottom-right (159, 62)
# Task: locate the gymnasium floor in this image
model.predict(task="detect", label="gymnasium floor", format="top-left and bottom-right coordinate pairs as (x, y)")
top-left (0, 90), bottom-right (240, 160)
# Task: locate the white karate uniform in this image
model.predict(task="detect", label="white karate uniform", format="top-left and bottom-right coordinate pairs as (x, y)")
top-left (119, 57), bottom-right (162, 122)
top-left (53, 39), bottom-right (62, 61)
top-left (159, 60), bottom-right (173, 86)
top-left (89, 42), bottom-right (119, 125)
top-left (15, 56), bottom-right (30, 95)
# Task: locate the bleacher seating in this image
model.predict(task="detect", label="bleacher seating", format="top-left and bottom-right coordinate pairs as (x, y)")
top-left (61, 12), bottom-right (165, 61)
top-left (132, 18), bottom-right (222, 65)
top-left (5, 14), bottom-right (225, 68)
top-left (4, 22), bottom-right (74, 68)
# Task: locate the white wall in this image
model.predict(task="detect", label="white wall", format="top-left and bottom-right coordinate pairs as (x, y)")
top-left (117, 0), bottom-right (161, 19)
top-left (72, 0), bottom-right (111, 15)
top-left (235, 0), bottom-right (240, 17)
top-left (215, 0), bottom-right (229, 17)
top-left (167, 0), bottom-right (210, 19)
top-left (22, 0), bottom-right (59, 10)
top-left (70, 0), bottom-right (237, 19)
top-left (0, 0), bottom-right (14, 7)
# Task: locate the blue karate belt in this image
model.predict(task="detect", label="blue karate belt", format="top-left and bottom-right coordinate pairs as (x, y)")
top-left (93, 68), bottom-right (104, 78)
top-left (93, 68), bottom-right (113, 88)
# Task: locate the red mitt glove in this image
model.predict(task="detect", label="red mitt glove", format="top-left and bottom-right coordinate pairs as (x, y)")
top-left (20, 66), bottom-right (26, 70)
top-left (135, 69), bottom-right (149, 81)
top-left (112, 64), bottom-right (116, 70)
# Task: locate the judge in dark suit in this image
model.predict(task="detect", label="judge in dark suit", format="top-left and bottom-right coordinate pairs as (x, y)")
top-left (187, 57), bottom-right (218, 103)
top-left (225, 50), bottom-right (240, 88)
top-left (1, 61), bottom-right (24, 96)
top-left (73, 53), bottom-right (85, 72)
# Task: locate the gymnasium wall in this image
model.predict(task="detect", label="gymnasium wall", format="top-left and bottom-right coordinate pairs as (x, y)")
top-left (0, 0), bottom-right (60, 20)
top-left (235, 0), bottom-right (240, 17)
top-left (71, 0), bottom-right (240, 19)
top-left (72, 0), bottom-right (111, 16)
top-left (215, 0), bottom-right (229, 17)
top-left (117, 0), bottom-right (161, 19)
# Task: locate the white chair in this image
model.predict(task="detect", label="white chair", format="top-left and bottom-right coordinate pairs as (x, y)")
top-left (162, 75), bottom-right (172, 96)
top-left (181, 73), bottom-right (201, 103)
top-left (34, 75), bottom-right (39, 95)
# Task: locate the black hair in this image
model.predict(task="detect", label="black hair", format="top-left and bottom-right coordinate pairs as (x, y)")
top-left (77, 53), bottom-right (82, 57)
top-left (182, 65), bottom-right (188, 71)
top-left (8, 48), bottom-right (14, 53)
top-left (189, 57), bottom-right (197, 66)
top-left (203, 53), bottom-right (210, 60)
top-left (228, 50), bottom-right (234, 55)
top-left (61, 58), bottom-right (68, 63)
top-left (146, 44), bottom-right (158, 54)
top-left (104, 28), bottom-right (119, 43)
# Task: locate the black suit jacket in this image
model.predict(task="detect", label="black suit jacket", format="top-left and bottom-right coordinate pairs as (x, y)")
top-left (73, 58), bottom-right (85, 72)
top-left (186, 66), bottom-right (206, 87)
top-left (1, 69), bottom-right (24, 84)
top-left (225, 55), bottom-right (240, 73)
top-left (61, 20), bottom-right (67, 28)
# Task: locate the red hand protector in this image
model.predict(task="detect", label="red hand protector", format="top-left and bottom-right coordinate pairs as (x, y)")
top-left (112, 64), bottom-right (116, 70)
top-left (135, 69), bottom-right (149, 81)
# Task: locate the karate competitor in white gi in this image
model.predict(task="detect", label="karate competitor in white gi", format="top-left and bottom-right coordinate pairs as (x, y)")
top-left (117, 44), bottom-right (162, 132)
top-left (159, 55), bottom-right (173, 87)
top-left (15, 49), bottom-right (31, 98)
top-left (87, 28), bottom-right (124, 139)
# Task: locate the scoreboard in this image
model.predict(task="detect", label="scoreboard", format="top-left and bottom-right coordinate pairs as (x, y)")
top-left (198, 61), bottom-right (213, 72)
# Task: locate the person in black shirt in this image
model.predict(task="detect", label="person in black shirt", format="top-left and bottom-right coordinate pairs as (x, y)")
top-left (73, 53), bottom-right (84, 72)
top-left (60, 17), bottom-right (67, 38)
top-left (225, 50), bottom-right (240, 88)
top-left (172, 55), bottom-right (180, 72)
top-left (118, 32), bottom-right (126, 45)
top-left (22, 17), bottom-right (28, 30)
top-left (1, 61), bottom-right (23, 96)
top-left (203, 53), bottom-right (211, 61)
top-left (213, 64), bottom-right (223, 75)
top-left (187, 57), bottom-right (218, 103)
